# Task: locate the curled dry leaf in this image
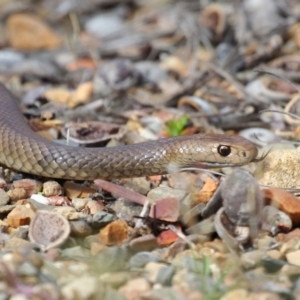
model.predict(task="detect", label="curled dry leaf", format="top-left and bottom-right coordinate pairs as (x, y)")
top-left (177, 96), bottom-right (218, 115)
top-left (214, 207), bottom-right (244, 254)
top-left (29, 210), bottom-right (70, 251)
top-left (284, 94), bottom-right (300, 125)
top-left (221, 169), bottom-right (263, 229)
top-left (61, 121), bottom-right (126, 145)
top-left (268, 55), bottom-right (300, 82)
top-left (202, 169), bottom-right (263, 237)
top-left (239, 127), bottom-right (281, 147)
top-left (245, 76), bottom-right (298, 103)
top-left (200, 4), bottom-right (227, 40)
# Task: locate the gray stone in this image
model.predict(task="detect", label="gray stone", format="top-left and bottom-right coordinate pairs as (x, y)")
top-left (129, 252), bottom-right (160, 269)
top-left (157, 265), bottom-right (176, 286)
top-left (87, 211), bottom-right (117, 229)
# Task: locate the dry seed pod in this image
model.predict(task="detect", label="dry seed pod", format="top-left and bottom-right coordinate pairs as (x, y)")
top-left (29, 210), bottom-right (70, 251)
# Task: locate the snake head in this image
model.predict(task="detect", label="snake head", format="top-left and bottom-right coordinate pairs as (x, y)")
top-left (177, 134), bottom-right (259, 169)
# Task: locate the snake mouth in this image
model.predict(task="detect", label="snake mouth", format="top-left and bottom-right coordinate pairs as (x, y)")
top-left (205, 162), bottom-right (238, 168)
top-left (194, 161), bottom-right (239, 168)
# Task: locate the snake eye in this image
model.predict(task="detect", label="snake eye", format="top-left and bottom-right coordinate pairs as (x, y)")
top-left (218, 145), bottom-right (231, 157)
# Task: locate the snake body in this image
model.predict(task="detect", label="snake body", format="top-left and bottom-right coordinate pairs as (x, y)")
top-left (0, 83), bottom-right (258, 180)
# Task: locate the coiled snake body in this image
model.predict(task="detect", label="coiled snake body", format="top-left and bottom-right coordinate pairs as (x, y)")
top-left (0, 83), bottom-right (258, 180)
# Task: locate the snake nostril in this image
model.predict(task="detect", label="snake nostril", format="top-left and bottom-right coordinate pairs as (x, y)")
top-left (217, 145), bottom-right (231, 157)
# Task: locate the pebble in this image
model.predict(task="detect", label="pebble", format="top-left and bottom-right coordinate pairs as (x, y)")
top-left (167, 172), bottom-right (204, 193)
top-left (53, 206), bottom-right (80, 220)
top-left (92, 246), bottom-right (130, 273)
top-left (0, 204), bottom-right (16, 214)
top-left (98, 219), bottom-right (128, 246)
top-left (149, 197), bottom-right (180, 222)
top-left (12, 179), bottom-right (42, 197)
top-left (256, 235), bottom-right (277, 251)
top-left (144, 261), bottom-right (166, 283)
top-left (99, 272), bottom-right (131, 288)
top-left (129, 234), bottom-right (158, 252)
top-left (254, 148), bottom-right (300, 188)
top-left (110, 198), bottom-right (142, 222)
top-left (61, 275), bottom-right (98, 300)
top-left (147, 186), bottom-right (188, 202)
top-left (129, 252), bottom-right (160, 269)
top-left (103, 288), bottom-right (126, 300)
top-left (240, 250), bottom-right (265, 269)
top-left (72, 198), bottom-right (90, 211)
top-left (6, 203), bottom-right (36, 228)
top-left (84, 234), bottom-right (101, 248)
top-left (43, 181), bottom-right (62, 197)
top-left (18, 261), bottom-right (39, 276)
top-left (263, 188), bottom-right (300, 226)
top-left (247, 292), bottom-right (281, 300)
top-left (266, 249), bottom-right (284, 260)
top-left (221, 289), bottom-right (248, 300)
top-left (85, 200), bottom-right (103, 214)
top-left (87, 210), bottom-right (117, 229)
top-left (118, 278), bottom-right (151, 300)
top-left (172, 269), bottom-right (202, 294)
top-left (90, 242), bottom-right (107, 256)
top-left (171, 254), bottom-right (203, 273)
top-left (121, 177), bottom-right (151, 195)
top-left (69, 220), bottom-right (93, 237)
top-left (30, 194), bottom-right (51, 206)
top-left (280, 237), bottom-right (300, 254)
top-left (63, 181), bottom-right (96, 199)
top-left (280, 264), bottom-right (300, 277)
top-left (28, 199), bottom-right (52, 211)
top-left (156, 265), bottom-right (175, 286)
top-left (5, 237), bottom-right (33, 250)
top-left (11, 226), bottom-right (29, 240)
top-left (0, 189), bottom-right (9, 206)
top-left (157, 227), bottom-right (180, 246)
top-left (141, 288), bottom-right (187, 300)
top-left (286, 250), bottom-right (300, 266)
top-left (7, 187), bottom-right (27, 202)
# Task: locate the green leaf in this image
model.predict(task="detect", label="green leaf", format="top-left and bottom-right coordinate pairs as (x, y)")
top-left (165, 115), bottom-right (189, 137)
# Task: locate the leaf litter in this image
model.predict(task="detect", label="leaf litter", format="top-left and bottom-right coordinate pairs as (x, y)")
top-left (0, 0), bottom-right (300, 299)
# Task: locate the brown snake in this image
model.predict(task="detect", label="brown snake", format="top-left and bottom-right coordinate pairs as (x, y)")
top-left (0, 83), bottom-right (259, 180)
